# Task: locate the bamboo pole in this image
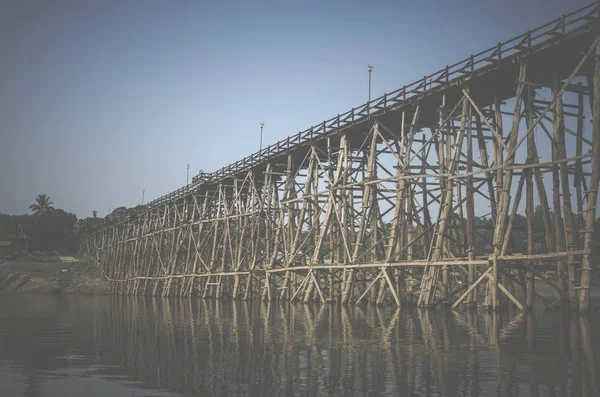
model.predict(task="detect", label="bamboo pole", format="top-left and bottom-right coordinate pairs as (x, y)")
top-left (553, 70), bottom-right (577, 305)
top-left (525, 86), bottom-right (536, 311)
top-left (466, 106), bottom-right (477, 306)
top-left (579, 38), bottom-right (600, 313)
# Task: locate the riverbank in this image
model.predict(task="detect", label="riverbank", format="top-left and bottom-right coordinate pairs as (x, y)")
top-left (0, 253), bottom-right (110, 294)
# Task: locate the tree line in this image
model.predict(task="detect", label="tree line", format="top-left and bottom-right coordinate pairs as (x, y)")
top-left (1, 194), bottom-right (598, 257)
top-left (0, 194), bottom-right (145, 254)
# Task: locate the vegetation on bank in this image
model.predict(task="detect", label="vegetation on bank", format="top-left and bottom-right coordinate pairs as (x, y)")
top-left (318, 205), bottom-right (600, 261)
top-left (1, 194), bottom-right (598, 259)
top-left (0, 194), bottom-right (133, 294)
top-left (2, 253), bottom-right (103, 278)
top-left (0, 194), bottom-right (146, 255)
top-left (0, 253), bottom-right (109, 294)
top-left (0, 194), bottom-right (599, 295)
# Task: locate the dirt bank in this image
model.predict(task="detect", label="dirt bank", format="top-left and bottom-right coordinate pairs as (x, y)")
top-left (0, 254), bottom-right (110, 294)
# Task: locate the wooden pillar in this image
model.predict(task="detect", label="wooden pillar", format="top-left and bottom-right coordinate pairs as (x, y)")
top-left (579, 39), bottom-right (600, 313)
top-left (466, 107), bottom-right (477, 306)
top-left (575, 85), bottom-right (585, 230)
top-left (525, 87), bottom-right (535, 311)
top-left (440, 95), bottom-right (450, 301)
top-left (553, 70), bottom-right (577, 304)
top-left (551, 83), bottom-right (565, 296)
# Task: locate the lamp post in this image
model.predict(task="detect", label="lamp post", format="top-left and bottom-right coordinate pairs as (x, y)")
top-left (368, 64), bottom-right (373, 115)
top-left (186, 164), bottom-right (190, 186)
top-left (142, 189), bottom-right (145, 205)
top-left (260, 122), bottom-right (265, 151)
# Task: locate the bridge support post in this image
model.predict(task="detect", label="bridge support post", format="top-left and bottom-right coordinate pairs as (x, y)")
top-left (79, 13), bottom-right (599, 314)
top-left (579, 37), bottom-right (600, 313)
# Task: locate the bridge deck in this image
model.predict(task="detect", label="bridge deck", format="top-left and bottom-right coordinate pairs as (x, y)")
top-left (145, 2), bottom-right (597, 207)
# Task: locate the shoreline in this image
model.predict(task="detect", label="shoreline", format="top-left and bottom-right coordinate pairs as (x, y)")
top-left (2, 254), bottom-right (598, 304)
top-left (0, 254), bottom-right (110, 294)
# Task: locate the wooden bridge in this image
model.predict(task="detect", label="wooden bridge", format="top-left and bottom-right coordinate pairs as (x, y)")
top-left (80, 2), bottom-right (600, 312)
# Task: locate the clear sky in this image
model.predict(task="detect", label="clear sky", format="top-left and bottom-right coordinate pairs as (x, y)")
top-left (0, 0), bottom-right (590, 218)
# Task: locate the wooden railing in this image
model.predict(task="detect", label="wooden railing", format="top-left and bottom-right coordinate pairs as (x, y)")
top-left (138, 2), bottom-right (597, 209)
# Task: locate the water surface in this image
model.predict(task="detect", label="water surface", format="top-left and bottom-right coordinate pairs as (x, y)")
top-left (0, 295), bottom-right (598, 396)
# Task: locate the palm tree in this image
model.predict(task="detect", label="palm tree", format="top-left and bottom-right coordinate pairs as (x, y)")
top-left (29, 194), bottom-right (55, 216)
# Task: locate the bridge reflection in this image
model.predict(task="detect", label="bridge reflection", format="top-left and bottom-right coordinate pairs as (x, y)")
top-left (92, 298), bottom-right (599, 396)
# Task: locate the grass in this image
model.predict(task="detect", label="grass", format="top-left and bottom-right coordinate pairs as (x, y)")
top-left (2, 255), bottom-right (104, 281)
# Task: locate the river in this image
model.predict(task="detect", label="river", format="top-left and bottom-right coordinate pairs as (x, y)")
top-left (0, 294), bottom-right (598, 396)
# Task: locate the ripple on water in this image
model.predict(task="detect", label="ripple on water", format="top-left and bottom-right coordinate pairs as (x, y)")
top-left (0, 295), bottom-right (598, 396)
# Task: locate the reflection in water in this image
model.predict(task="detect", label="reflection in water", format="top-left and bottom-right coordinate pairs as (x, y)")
top-left (0, 295), bottom-right (599, 396)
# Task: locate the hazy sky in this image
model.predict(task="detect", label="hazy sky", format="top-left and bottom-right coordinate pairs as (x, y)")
top-left (0, 0), bottom-right (590, 218)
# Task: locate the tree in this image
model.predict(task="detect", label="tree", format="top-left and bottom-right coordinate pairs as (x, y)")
top-left (29, 194), bottom-right (55, 216)
top-left (92, 210), bottom-right (98, 218)
top-left (105, 206), bottom-right (127, 223)
top-left (0, 213), bottom-right (33, 238)
top-left (74, 215), bottom-right (105, 236)
top-left (27, 209), bottom-right (77, 252)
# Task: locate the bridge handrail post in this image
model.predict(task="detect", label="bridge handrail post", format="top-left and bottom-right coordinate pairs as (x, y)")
top-left (121, 4), bottom-right (598, 220)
